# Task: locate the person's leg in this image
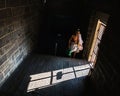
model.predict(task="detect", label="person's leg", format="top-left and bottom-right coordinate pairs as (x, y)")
top-left (73, 47), bottom-right (80, 58)
top-left (73, 52), bottom-right (77, 58)
top-left (69, 43), bottom-right (78, 58)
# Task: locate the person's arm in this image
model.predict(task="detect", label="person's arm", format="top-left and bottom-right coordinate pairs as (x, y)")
top-left (78, 34), bottom-right (83, 46)
top-left (78, 34), bottom-right (83, 50)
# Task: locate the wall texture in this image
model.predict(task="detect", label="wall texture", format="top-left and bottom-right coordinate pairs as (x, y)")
top-left (88, 1), bottom-right (120, 96)
top-left (0, 0), bottom-right (42, 87)
top-left (82, 0), bottom-right (119, 95)
top-left (90, 13), bottom-right (120, 96)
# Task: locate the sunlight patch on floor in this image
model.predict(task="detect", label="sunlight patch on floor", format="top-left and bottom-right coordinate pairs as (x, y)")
top-left (27, 64), bottom-right (90, 92)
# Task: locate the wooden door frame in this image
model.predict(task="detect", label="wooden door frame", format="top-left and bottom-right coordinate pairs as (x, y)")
top-left (88, 19), bottom-right (106, 65)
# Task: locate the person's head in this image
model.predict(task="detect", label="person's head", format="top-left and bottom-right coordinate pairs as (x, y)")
top-left (75, 28), bottom-right (81, 35)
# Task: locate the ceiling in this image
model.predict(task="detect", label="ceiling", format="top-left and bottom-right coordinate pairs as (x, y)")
top-left (43, 0), bottom-right (116, 15)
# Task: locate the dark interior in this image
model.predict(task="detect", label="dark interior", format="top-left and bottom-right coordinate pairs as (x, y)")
top-left (0, 0), bottom-right (119, 96)
top-left (34, 0), bottom-right (92, 57)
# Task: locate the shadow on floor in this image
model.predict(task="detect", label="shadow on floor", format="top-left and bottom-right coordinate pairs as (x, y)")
top-left (0, 53), bottom-right (97, 96)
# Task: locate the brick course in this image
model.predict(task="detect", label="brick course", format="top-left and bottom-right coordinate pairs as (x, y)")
top-left (0, 0), bottom-right (41, 87)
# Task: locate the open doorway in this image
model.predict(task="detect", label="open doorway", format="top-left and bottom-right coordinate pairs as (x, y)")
top-left (88, 19), bottom-right (106, 66)
top-left (83, 11), bottom-right (109, 67)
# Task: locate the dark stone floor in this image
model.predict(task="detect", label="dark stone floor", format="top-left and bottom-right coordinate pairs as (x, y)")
top-left (0, 53), bottom-right (97, 96)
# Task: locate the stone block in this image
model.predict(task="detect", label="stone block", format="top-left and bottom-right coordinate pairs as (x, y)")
top-left (6, 44), bottom-right (18, 58)
top-left (0, 8), bottom-right (12, 20)
top-left (5, 24), bottom-right (14, 33)
top-left (1, 42), bottom-right (13, 56)
top-left (3, 66), bottom-right (10, 76)
top-left (12, 7), bottom-right (25, 17)
top-left (5, 17), bottom-right (20, 26)
top-left (0, 0), bottom-right (5, 8)
top-left (6, 0), bottom-right (20, 7)
top-left (0, 20), bottom-right (5, 29)
top-left (20, 0), bottom-right (28, 6)
top-left (13, 21), bottom-right (22, 30)
top-left (0, 28), bottom-right (4, 38)
top-left (0, 55), bottom-right (7, 66)
top-left (0, 72), bottom-right (4, 81)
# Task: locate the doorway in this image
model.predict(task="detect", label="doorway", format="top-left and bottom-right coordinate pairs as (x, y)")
top-left (88, 19), bottom-right (106, 66)
top-left (83, 11), bottom-right (109, 67)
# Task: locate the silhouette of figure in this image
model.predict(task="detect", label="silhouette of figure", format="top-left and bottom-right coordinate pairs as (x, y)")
top-left (68, 29), bottom-right (83, 58)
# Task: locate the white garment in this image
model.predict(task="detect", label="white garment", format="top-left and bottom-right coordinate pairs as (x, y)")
top-left (78, 34), bottom-right (83, 45)
top-left (70, 42), bottom-right (80, 53)
top-left (69, 34), bottom-right (83, 53)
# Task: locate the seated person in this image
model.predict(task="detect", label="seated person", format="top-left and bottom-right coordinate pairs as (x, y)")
top-left (68, 29), bottom-right (83, 58)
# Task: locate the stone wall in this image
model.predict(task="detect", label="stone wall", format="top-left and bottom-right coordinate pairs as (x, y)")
top-left (90, 13), bottom-right (120, 95)
top-left (0, 0), bottom-right (42, 87)
top-left (83, 1), bottom-right (119, 95)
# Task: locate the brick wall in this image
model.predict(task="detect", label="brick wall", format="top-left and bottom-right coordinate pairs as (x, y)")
top-left (0, 0), bottom-right (42, 87)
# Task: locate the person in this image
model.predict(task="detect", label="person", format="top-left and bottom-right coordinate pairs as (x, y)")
top-left (68, 29), bottom-right (83, 58)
